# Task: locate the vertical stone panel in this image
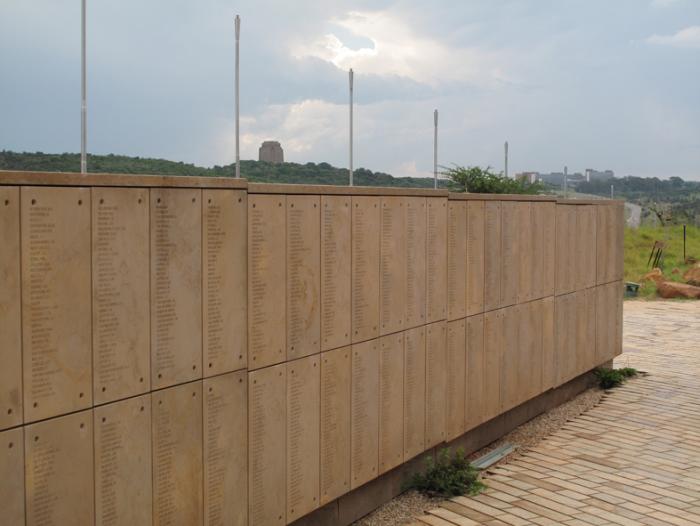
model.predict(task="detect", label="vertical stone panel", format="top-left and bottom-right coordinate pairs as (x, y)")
top-left (95, 395), bottom-right (152, 526)
top-left (351, 339), bottom-right (379, 489)
top-left (484, 201), bottom-right (502, 312)
top-left (574, 205), bottom-right (597, 291)
top-left (525, 300), bottom-right (543, 401)
top-left (554, 294), bottom-right (567, 386)
top-left (555, 293), bottom-right (576, 385)
top-left (93, 187), bottom-right (150, 405)
top-left (379, 332), bottom-right (404, 474)
top-left (483, 309), bottom-right (503, 421)
top-left (249, 363), bottom-right (286, 526)
top-left (501, 305), bottom-right (520, 411)
top-left (287, 355), bottom-right (320, 523)
top-left (500, 202), bottom-right (519, 307)
top-left (465, 315), bottom-right (484, 431)
top-left (321, 196), bottom-right (352, 352)
top-left (320, 346), bottom-right (351, 505)
top-left (287, 196), bottom-right (321, 361)
top-left (426, 198), bottom-right (447, 323)
top-left (425, 321), bottom-right (447, 448)
top-left (595, 284), bottom-right (610, 364)
top-left (596, 205), bottom-right (610, 285)
top-left (446, 319), bottom-right (466, 440)
top-left (584, 206), bottom-right (598, 289)
top-left (542, 202), bottom-right (556, 297)
top-left (21, 186), bottom-right (91, 422)
top-left (249, 194), bottom-right (286, 369)
top-left (152, 382), bottom-right (203, 526)
top-left (0, 186), bottom-right (21, 429)
top-left (530, 202), bottom-right (545, 300)
top-left (584, 287), bottom-right (597, 371)
top-left (25, 410), bottom-right (94, 526)
top-left (204, 371), bottom-right (247, 526)
top-left (351, 197), bottom-right (380, 343)
top-left (203, 189), bottom-right (247, 376)
top-left (574, 291), bottom-right (587, 375)
top-left (596, 282), bottom-right (622, 364)
top-left (150, 188), bottom-right (202, 389)
top-left (541, 296), bottom-right (556, 391)
top-left (403, 326), bottom-right (426, 460)
top-left (517, 202), bottom-right (533, 303)
top-left (555, 204), bottom-right (571, 295)
top-left (447, 201), bottom-right (467, 320)
top-left (466, 201), bottom-right (485, 316)
top-left (0, 427), bottom-right (24, 525)
top-left (380, 197), bottom-right (406, 335)
top-left (405, 197), bottom-right (427, 329)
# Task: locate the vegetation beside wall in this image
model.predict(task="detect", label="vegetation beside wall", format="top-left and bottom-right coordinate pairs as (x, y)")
top-left (443, 165), bottom-right (545, 194)
top-left (624, 225), bottom-right (700, 298)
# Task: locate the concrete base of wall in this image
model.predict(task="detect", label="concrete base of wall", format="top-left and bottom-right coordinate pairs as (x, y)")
top-left (291, 368), bottom-right (599, 526)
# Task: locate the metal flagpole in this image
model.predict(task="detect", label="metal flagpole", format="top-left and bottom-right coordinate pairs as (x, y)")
top-left (81, 0), bottom-right (87, 174)
top-left (235, 15), bottom-right (241, 178)
top-left (433, 109), bottom-right (438, 189)
top-left (504, 141), bottom-right (509, 179)
top-left (349, 69), bottom-right (354, 186)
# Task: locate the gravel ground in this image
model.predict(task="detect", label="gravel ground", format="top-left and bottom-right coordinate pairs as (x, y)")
top-left (352, 386), bottom-right (605, 526)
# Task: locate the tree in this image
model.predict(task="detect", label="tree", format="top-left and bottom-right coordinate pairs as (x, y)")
top-left (442, 165), bottom-right (544, 194)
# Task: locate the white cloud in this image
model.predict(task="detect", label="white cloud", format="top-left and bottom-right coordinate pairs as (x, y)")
top-left (393, 160), bottom-right (431, 178)
top-left (211, 99), bottom-right (350, 163)
top-left (647, 26), bottom-right (700, 48)
top-left (291, 10), bottom-right (511, 88)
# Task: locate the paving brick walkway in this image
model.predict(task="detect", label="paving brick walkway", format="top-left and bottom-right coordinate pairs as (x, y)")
top-left (414, 300), bottom-right (700, 526)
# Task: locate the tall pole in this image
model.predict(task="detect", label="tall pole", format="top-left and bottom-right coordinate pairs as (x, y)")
top-left (349, 68), bottom-right (354, 186)
top-left (610, 184), bottom-right (614, 199)
top-left (81, 0), bottom-right (87, 174)
top-left (433, 109), bottom-right (438, 189)
top-left (563, 165), bottom-right (568, 197)
top-left (504, 141), bottom-right (509, 179)
top-left (235, 15), bottom-right (241, 178)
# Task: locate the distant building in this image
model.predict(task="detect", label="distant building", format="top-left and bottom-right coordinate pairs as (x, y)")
top-left (259, 141), bottom-right (284, 164)
top-left (585, 169), bottom-right (614, 182)
top-left (515, 172), bottom-right (539, 184)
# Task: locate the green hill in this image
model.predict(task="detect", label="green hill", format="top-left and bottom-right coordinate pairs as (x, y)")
top-left (0, 150), bottom-right (443, 188)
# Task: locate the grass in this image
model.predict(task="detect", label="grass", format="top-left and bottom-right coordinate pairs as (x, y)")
top-left (407, 448), bottom-right (486, 498)
top-left (595, 367), bottom-right (638, 389)
top-left (624, 225), bottom-right (700, 299)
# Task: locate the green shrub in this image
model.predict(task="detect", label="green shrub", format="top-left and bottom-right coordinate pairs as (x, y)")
top-left (595, 367), bottom-right (638, 389)
top-left (443, 165), bottom-right (545, 194)
top-left (407, 448), bottom-right (486, 498)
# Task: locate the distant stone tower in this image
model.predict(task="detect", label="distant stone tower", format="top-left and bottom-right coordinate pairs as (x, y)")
top-left (258, 141), bottom-right (284, 164)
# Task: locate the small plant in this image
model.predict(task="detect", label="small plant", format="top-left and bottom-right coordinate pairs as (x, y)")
top-left (595, 367), bottom-right (638, 389)
top-left (407, 448), bottom-right (486, 497)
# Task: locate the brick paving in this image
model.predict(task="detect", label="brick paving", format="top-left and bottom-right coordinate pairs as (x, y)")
top-left (414, 300), bottom-right (700, 526)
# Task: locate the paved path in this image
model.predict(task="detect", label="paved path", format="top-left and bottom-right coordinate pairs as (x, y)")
top-left (415, 300), bottom-right (700, 526)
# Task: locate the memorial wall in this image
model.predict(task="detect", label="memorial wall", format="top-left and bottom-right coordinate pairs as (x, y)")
top-left (0, 172), bottom-right (625, 526)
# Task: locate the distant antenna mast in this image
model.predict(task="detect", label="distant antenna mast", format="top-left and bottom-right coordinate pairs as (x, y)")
top-left (504, 141), bottom-right (509, 179)
top-left (235, 15), bottom-right (241, 178)
top-left (433, 109), bottom-right (438, 189)
top-left (349, 68), bottom-right (354, 186)
top-left (81, 0), bottom-right (87, 174)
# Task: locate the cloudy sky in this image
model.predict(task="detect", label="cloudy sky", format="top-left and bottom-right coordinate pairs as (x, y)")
top-left (1, 0), bottom-right (699, 179)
